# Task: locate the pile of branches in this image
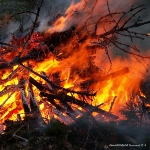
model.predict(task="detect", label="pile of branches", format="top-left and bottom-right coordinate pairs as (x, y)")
top-left (0, 0), bottom-right (150, 130)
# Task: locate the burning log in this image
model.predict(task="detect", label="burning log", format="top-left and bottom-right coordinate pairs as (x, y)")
top-left (3, 79), bottom-right (46, 130)
top-left (81, 67), bottom-right (129, 87)
top-left (29, 75), bottom-right (47, 91)
top-left (20, 85), bottom-right (30, 114)
top-left (28, 83), bottom-right (40, 115)
top-left (0, 79), bottom-right (27, 97)
top-left (29, 75), bottom-right (96, 98)
top-left (100, 67), bottom-right (129, 81)
top-left (44, 95), bottom-right (64, 112)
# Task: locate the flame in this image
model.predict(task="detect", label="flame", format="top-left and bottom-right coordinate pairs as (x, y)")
top-left (1, 42), bottom-right (148, 123)
top-left (0, 0), bottom-right (150, 125)
top-left (146, 104), bottom-right (150, 107)
top-left (140, 91), bottom-right (146, 98)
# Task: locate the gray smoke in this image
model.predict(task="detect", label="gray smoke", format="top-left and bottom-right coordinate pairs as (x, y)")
top-left (0, 0), bottom-right (80, 42)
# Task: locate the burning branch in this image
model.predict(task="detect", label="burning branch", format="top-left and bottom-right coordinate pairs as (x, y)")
top-left (20, 85), bottom-right (30, 114)
top-left (0, 0), bottom-right (44, 58)
top-left (87, 3), bottom-right (150, 64)
top-left (18, 0), bottom-right (44, 57)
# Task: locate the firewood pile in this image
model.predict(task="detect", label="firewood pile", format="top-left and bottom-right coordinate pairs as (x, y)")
top-left (0, 28), bottom-right (123, 127)
top-left (1, 0), bottom-right (150, 149)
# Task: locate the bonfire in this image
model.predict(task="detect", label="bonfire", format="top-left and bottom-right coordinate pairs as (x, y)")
top-left (0, 0), bottom-right (150, 149)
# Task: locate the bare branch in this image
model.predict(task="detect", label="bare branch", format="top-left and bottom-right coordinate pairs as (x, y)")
top-left (112, 41), bottom-right (150, 59)
top-left (18, 0), bottom-right (44, 57)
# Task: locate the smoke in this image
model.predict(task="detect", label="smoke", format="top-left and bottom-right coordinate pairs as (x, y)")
top-left (37, 0), bottom-right (80, 32)
top-left (45, 0), bottom-right (137, 33)
top-left (43, 0), bottom-right (150, 60)
top-left (1, 0), bottom-right (149, 43)
top-left (0, 0), bottom-right (80, 42)
top-left (0, 21), bottom-right (20, 43)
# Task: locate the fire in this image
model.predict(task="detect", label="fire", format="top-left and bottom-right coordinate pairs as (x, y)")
top-left (140, 91), bottom-right (146, 98)
top-left (0, 0), bottom-right (150, 125)
top-left (1, 42), bottom-right (147, 123)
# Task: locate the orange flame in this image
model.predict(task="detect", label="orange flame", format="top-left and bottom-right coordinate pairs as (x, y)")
top-left (0, 0), bottom-right (149, 124)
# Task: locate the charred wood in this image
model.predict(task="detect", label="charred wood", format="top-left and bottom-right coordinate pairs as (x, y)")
top-left (45, 96), bottom-right (64, 112)
top-left (28, 83), bottom-right (40, 114)
top-left (29, 76), bottom-right (48, 92)
top-left (44, 28), bottom-right (74, 47)
top-left (27, 83), bottom-right (45, 129)
top-left (0, 48), bottom-right (49, 70)
top-left (80, 67), bottom-right (129, 87)
top-left (40, 92), bottom-right (118, 120)
top-left (20, 86), bottom-right (30, 114)
top-left (41, 71), bottom-right (53, 90)
top-left (29, 76), bottom-right (96, 97)
top-left (109, 96), bottom-right (117, 112)
top-left (40, 91), bottom-right (72, 112)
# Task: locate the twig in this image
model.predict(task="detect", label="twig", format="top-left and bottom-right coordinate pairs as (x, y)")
top-left (112, 41), bottom-right (150, 59)
top-left (18, 0), bottom-right (44, 57)
top-left (0, 92), bottom-right (15, 108)
top-left (13, 125), bottom-right (28, 143)
top-left (0, 42), bottom-right (14, 47)
top-left (109, 96), bottom-right (117, 112)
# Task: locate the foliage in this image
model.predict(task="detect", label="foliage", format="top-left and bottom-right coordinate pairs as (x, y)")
top-left (44, 119), bottom-right (68, 146)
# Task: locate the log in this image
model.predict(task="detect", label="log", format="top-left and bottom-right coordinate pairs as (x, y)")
top-left (20, 86), bottom-right (30, 114)
top-left (80, 67), bottom-right (129, 87)
top-left (41, 71), bottom-right (53, 90)
top-left (40, 91), bottom-right (74, 112)
top-left (29, 74), bottom-right (118, 120)
top-left (27, 83), bottom-right (45, 129)
top-left (28, 83), bottom-right (41, 114)
top-left (100, 67), bottom-right (129, 81)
